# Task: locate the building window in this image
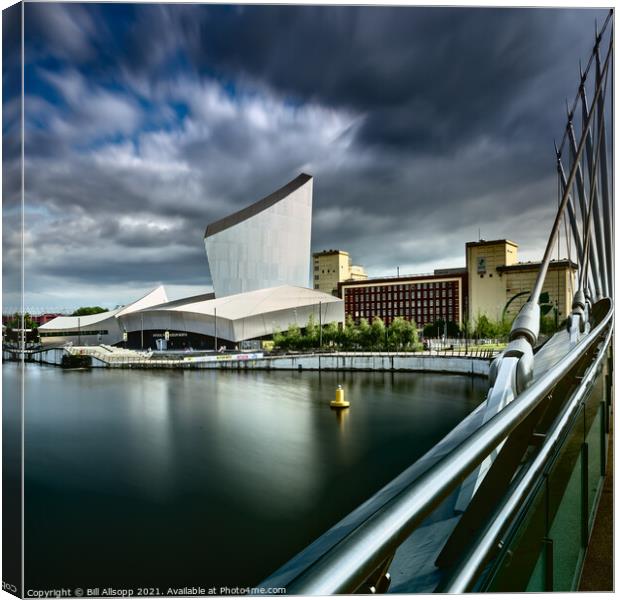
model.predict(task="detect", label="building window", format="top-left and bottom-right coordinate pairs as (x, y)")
top-left (40, 330), bottom-right (109, 337)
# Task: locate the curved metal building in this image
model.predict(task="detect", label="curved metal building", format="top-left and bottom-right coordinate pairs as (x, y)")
top-left (40, 172), bottom-right (344, 349)
top-left (205, 173), bottom-right (313, 298)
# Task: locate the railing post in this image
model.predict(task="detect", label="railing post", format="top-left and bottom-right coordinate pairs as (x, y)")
top-left (580, 442), bottom-right (589, 547)
top-left (599, 401), bottom-right (607, 476)
top-left (543, 538), bottom-right (554, 592)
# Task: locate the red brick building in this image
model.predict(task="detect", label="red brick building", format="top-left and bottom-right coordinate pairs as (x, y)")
top-left (337, 268), bottom-right (468, 328)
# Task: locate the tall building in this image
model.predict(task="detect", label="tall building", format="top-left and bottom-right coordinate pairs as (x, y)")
top-left (205, 173), bottom-right (313, 298)
top-left (466, 240), bottom-right (519, 322)
top-left (467, 239), bottom-right (576, 322)
top-left (313, 250), bottom-right (367, 295)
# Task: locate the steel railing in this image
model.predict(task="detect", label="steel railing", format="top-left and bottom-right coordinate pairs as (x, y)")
top-left (442, 310), bottom-right (613, 592)
top-left (258, 300), bottom-right (612, 594)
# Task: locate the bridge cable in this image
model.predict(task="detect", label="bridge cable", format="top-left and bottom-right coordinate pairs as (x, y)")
top-left (508, 33), bottom-right (612, 347)
top-left (579, 46), bottom-right (611, 296)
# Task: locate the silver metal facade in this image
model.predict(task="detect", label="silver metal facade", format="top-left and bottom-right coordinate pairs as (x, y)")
top-left (205, 177), bottom-right (312, 298)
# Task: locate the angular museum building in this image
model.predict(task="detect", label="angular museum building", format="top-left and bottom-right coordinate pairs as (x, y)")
top-left (205, 173), bottom-right (313, 297)
top-left (40, 173), bottom-right (344, 349)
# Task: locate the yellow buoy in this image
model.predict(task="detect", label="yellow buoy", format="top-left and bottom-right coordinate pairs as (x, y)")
top-left (330, 385), bottom-right (350, 409)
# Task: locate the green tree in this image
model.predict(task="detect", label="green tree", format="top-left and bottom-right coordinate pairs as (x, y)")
top-left (495, 318), bottom-right (512, 339)
top-left (475, 314), bottom-right (497, 338)
top-left (72, 306), bottom-right (107, 316)
top-left (304, 314), bottom-right (319, 349)
top-left (285, 324), bottom-right (302, 350)
top-left (369, 316), bottom-right (386, 350)
top-left (273, 323), bottom-right (303, 350)
top-left (272, 328), bottom-right (285, 349)
top-left (358, 318), bottom-right (371, 349)
top-left (341, 315), bottom-right (359, 350)
top-left (423, 319), bottom-right (447, 338)
top-left (446, 320), bottom-right (460, 337)
top-left (388, 317), bottom-right (418, 350)
top-left (323, 322), bottom-right (340, 347)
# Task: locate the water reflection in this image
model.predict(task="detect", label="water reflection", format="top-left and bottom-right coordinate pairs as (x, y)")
top-left (10, 363), bottom-right (487, 590)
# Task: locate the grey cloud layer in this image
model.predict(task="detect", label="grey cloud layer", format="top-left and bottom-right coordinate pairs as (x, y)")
top-left (5, 4), bottom-right (608, 308)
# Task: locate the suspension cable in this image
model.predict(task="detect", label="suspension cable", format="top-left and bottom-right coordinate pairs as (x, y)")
top-left (527, 34), bottom-right (613, 306)
top-left (579, 52), bottom-right (611, 292)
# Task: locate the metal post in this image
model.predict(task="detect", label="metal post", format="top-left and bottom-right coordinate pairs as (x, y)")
top-left (78, 317), bottom-right (81, 346)
top-left (319, 301), bottom-right (323, 349)
top-left (140, 313), bottom-right (144, 350)
top-left (543, 538), bottom-right (554, 592)
top-left (214, 307), bottom-right (218, 352)
top-left (581, 442), bottom-right (589, 547)
top-left (600, 401), bottom-right (607, 474)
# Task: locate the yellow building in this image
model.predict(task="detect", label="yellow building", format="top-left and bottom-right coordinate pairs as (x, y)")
top-left (467, 239), bottom-right (576, 324)
top-left (313, 250), bottom-right (367, 296)
top-left (500, 261), bottom-right (576, 322)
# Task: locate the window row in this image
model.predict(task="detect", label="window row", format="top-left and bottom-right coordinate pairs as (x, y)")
top-left (39, 330), bottom-right (109, 337)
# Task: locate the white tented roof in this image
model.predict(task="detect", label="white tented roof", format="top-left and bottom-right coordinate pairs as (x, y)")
top-left (115, 285), bottom-right (168, 317)
top-left (39, 286), bottom-right (168, 331)
top-left (38, 309), bottom-right (120, 330)
top-left (142, 285), bottom-right (340, 320)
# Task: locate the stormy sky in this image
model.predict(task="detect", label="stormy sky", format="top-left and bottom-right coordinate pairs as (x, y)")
top-left (2, 3), bottom-right (610, 310)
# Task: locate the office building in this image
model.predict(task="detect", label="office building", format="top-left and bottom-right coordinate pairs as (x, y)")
top-left (339, 270), bottom-right (467, 327)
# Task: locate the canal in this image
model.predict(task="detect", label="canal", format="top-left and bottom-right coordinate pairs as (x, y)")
top-left (6, 364), bottom-right (487, 591)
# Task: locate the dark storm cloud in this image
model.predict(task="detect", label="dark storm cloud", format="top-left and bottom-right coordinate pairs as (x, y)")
top-left (8, 3), bottom-right (611, 308)
top-left (124, 6), bottom-right (601, 152)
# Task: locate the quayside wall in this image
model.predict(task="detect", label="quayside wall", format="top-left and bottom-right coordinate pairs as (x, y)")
top-left (3, 348), bottom-right (491, 376)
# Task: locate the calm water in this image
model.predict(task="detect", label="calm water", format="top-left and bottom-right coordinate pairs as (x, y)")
top-left (7, 363), bottom-right (487, 591)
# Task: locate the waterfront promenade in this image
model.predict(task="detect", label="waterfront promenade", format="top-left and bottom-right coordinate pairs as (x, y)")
top-left (4, 345), bottom-right (494, 375)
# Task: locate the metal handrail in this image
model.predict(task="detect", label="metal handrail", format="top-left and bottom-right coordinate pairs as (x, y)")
top-left (443, 311), bottom-right (613, 592)
top-left (269, 302), bottom-right (613, 594)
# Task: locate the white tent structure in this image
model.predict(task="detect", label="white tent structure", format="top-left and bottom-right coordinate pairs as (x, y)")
top-left (118, 285), bottom-right (343, 344)
top-left (39, 286), bottom-right (168, 346)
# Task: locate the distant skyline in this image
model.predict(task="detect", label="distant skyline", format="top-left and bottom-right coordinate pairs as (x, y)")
top-left (2, 3), bottom-right (609, 309)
